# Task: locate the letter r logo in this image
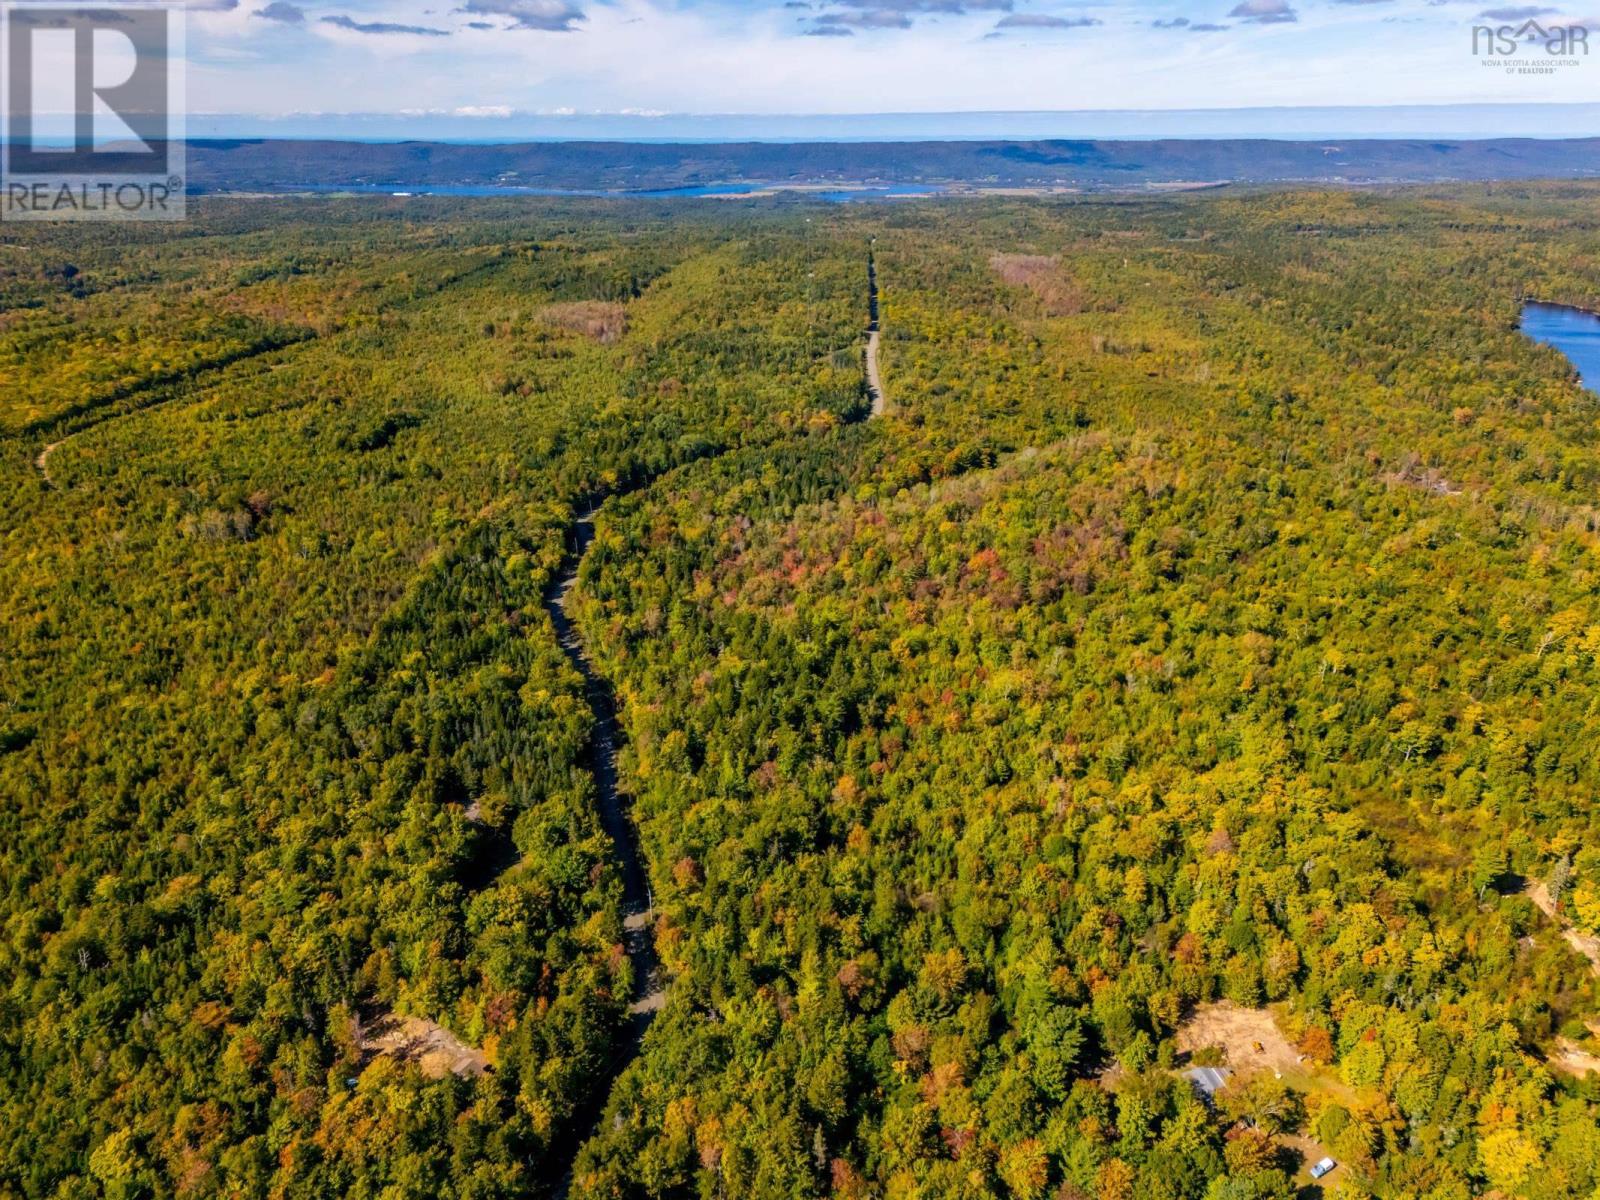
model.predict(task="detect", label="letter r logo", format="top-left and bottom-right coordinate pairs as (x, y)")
top-left (4, 5), bottom-right (172, 175)
top-left (1, 3), bottom-right (184, 220)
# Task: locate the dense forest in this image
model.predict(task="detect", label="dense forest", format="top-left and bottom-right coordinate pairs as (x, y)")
top-left (4, 185), bottom-right (1600, 1200)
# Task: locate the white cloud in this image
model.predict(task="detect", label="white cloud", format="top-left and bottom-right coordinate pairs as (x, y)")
top-left (182, 0), bottom-right (1600, 117)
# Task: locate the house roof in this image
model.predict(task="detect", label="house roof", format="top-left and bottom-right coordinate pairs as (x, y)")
top-left (1182, 1066), bottom-right (1232, 1097)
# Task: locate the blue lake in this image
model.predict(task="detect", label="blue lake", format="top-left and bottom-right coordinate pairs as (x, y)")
top-left (809, 185), bottom-right (946, 202)
top-left (1522, 301), bottom-right (1600, 393)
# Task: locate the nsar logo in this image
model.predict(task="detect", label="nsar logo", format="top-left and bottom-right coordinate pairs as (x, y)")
top-left (1472, 17), bottom-right (1590, 76)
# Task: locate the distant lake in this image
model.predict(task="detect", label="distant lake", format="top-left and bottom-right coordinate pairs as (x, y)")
top-left (1522, 302), bottom-right (1600, 393)
top-left (277, 182), bottom-right (947, 202)
top-left (809, 185), bottom-right (946, 202)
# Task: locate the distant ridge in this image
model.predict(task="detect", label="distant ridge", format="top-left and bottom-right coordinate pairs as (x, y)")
top-left (184, 137), bottom-right (1600, 194)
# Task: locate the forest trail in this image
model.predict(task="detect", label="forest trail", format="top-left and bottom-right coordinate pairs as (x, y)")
top-left (35, 440), bottom-right (62, 487)
top-left (1525, 889), bottom-right (1600, 1080)
top-left (27, 254), bottom-right (506, 495)
top-left (1527, 881), bottom-right (1600, 977)
top-left (544, 256), bottom-right (885, 1193)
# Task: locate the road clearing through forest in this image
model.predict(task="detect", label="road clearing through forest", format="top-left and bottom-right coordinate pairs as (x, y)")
top-left (867, 252), bottom-right (886, 416)
top-left (867, 331), bottom-right (884, 416)
top-left (546, 255), bottom-right (886, 1194)
top-left (28, 253), bottom-right (511, 493)
top-left (545, 501), bottom-right (666, 1033)
top-left (1526, 881), bottom-right (1600, 977)
top-left (35, 440), bottom-right (62, 487)
top-left (1524, 884), bottom-right (1600, 1078)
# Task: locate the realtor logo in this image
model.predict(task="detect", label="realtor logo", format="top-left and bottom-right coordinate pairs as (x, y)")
top-left (2, 3), bottom-right (185, 220)
top-left (1472, 17), bottom-right (1590, 75)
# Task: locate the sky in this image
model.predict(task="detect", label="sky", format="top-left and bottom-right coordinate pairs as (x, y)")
top-left (175, 0), bottom-right (1600, 129)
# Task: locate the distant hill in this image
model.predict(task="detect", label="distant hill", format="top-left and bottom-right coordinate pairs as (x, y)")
top-left (183, 136), bottom-right (1600, 193)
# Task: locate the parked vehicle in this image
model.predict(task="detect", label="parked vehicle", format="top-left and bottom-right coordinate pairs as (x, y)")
top-left (1310, 1158), bottom-right (1338, 1181)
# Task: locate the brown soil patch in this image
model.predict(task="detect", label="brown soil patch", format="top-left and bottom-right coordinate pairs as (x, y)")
top-left (1382, 456), bottom-right (1461, 498)
top-left (538, 301), bottom-right (627, 344)
top-left (1176, 1002), bottom-right (1303, 1075)
top-left (361, 1014), bottom-right (488, 1080)
top-left (1550, 1037), bottom-right (1600, 1078)
top-left (989, 253), bottom-right (1087, 316)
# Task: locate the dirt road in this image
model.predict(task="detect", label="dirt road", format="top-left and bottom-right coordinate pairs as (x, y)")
top-left (866, 253), bottom-right (887, 416)
top-left (1527, 881), bottom-right (1600, 976)
top-left (549, 256), bottom-right (887, 1194)
top-left (35, 441), bottom-right (62, 487)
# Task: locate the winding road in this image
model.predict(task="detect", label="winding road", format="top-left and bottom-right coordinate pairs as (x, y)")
top-left (541, 505), bottom-right (664, 1200)
top-left (545, 506), bottom-right (665, 1029)
top-left (543, 256), bottom-right (885, 1191)
top-left (35, 441), bottom-right (62, 488)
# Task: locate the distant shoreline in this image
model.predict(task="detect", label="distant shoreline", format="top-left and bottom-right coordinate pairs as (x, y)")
top-left (195, 182), bottom-right (1237, 203)
top-left (181, 136), bottom-right (1600, 197)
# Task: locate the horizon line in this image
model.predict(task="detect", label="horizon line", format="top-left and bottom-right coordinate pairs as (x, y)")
top-left (191, 101), bottom-right (1600, 119)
